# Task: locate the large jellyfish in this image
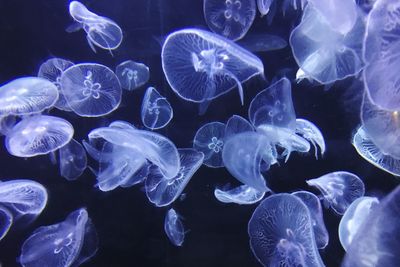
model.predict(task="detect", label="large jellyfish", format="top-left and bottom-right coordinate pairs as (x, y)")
top-left (115, 60), bottom-right (150, 91)
top-left (141, 87), bottom-right (173, 130)
top-left (59, 139), bottom-right (87, 181)
top-left (19, 208), bottom-right (98, 267)
top-left (5, 115), bottom-right (74, 158)
top-left (248, 194), bottom-right (325, 267)
top-left (164, 208), bottom-right (185, 247)
top-left (214, 184), bottom-right (266, 204)
top-left (60, 63), bottom-right (122, 117)
top-left (0, 206), bottom-right (13, 241)
top-left (203, 0), bottom-right (256, 41)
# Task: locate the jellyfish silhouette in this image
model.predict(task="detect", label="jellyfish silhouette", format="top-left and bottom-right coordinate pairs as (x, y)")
top-left (141, 87), bottom-right (173, 130)
top-left (59, 139), bottom-right (87, 181)
top-left (214, 184), bottom-right (266, 204)
top-left (164, 208), bottom-right (185, 247)
top-left (224, 114), bottom-right (254, 139)
top-left (295, 118), bottom-right (326, 159)
top-left (115, 60), bottom-right (150, 91)
top-left (0, 206), bottom-right (13, 241)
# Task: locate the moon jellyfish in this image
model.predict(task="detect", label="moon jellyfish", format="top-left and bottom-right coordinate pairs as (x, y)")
top-left (161, 28), bottom-right (264, 110)
top-left (164, 208), bottom-right (185, 247)
top-left (5, 115), bottom-right (74, 158)
top-left (203, 0), bottom-right (256, 41)
top-left (193, 121), bottom-right (226, 168)
top-left (224, 114), bottom-right (254, 139)
top-left (141, 87), bottom-right (173, 130)
top-left (257, 0), bottom-right (273, 16)
top-left (289, 6), bottom-right (365, 84)
top-left (60, 63), bottom-right (122, 117)
top-left (248, 194), bottom-right (325, 267)
top-left (0, 206), bottom-right (12, 241)
top-left (145, 149), bottom-right (204, 207)
top-left (295, 118), bottom-right (326, 159)
top-left (339, 196), bottom-right (379, 252)
top-left (292, 191), bottom-right (329, 249)
top-left (68, 1), bottom-right (123, 52)
top-left (38, 58), bottom-right (74, 111)
top-left (306, 171), bottom-right (365, 215)
top-left (214, 184), bottom-right (266, 204)
top-left (238, 33), bottom-right (288, 52)
top-left (115, 60), bottom-right (150, 91)
top-left (19, 208), bottom-right (98, 267)
top-left (59, 139), bottom-right (87, 181)
top-left (0, 77), bottom-right (58, 117)
top-left (0, 115), bottom-right (17, 136)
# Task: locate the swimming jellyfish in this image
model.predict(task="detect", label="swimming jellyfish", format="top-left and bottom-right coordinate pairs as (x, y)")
top-left (59, 139), bottom-right (87, 181)
top-left (248, 193), bottom-right (325, 267)
top-left (214, 184), bottom-right (266, 204)
top-left (224, 114), bottom-right (254, 140)
top-left (164, 208), bottom-right (185, 246)
top-left (60, 63), bottom-right (122, 117)
top-left (295, 118), bottom-right (326, 159)
top-left (141, 87), bottom-right (173, 130)
top-left (256, 0), bottom-right (273, 16)
top-left (237, 33), bottom-right (288, 53)
top-left (0, 206), bottom-right (13, 241)
top-left (115, 60), bottom-right (150, 91)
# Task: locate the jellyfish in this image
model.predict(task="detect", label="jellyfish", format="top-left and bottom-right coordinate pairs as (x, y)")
top-left (193, 121), bottom-right (226, 168)
top-left (237, 33), bottom-right (288, 52)
top-left (214, 184), bottom-right (266, 204)
top-left (115, 60), bottom-right (150, 91)
top-left (292, 191), bottom-right (329, 249)
top-left (141, 87), bottom-right (173, 130)
top-left (67, 1), bottom-right (123, 53)
top-left (5, 115), bottom-right (74, 158)
top-left (295, 118), bottom-right (326, 159)
top-left (0, 206), bottom-right (13, 241)
top-left (306, 171), bottom-right (365, 215)
top-left (289, 5), bottom-right (365, 84)
top-left (256, 0), bottom-right (273, 16)
top-left (38, 58), bottom-right (74, 111)
top-left (0, 115), bottom-right (17, 136)
top-left (0, 77), bottom-right (59, 117)
top-left (161, 28), bottom-right (264, 112)
top-left (248, 194), bottom-right (325, 267)
top-left (145, 149), bottom-right (204, 207)
top-left (164, 208), bottom-right (185, 247)
top-left (224, 115), bottom-right (254, 140)
top-left (60, 63), bottom-right (122, 117)
top-left (203, 0), bottom-right (256, 41)
top-left (59, 139), bottom-right (87, 181)
top-left (339, 196), bottom-right (380, 252)
top-left (19, 208), bottom-right (98, 267)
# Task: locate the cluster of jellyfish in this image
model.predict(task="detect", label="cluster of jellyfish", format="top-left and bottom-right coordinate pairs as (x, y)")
top-left (0, 0), bottom-right (399, 266)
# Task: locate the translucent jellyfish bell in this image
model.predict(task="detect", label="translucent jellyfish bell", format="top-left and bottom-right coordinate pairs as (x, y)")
top-left (203, 0), bottom-right (256, 41)
top-left (224, 114), bottom-right (254, 139)
top-left (19, 208), bottom-right (98, 267)
top-left (141, 87), bottom-right (173, 130)
top-left (306, 171), bottom-right (365, 215)
top-left (237, 33), bottom-right (288, 53)
top-left (0, 206), bottom-right (13, 241)
top-left (295, 118), bottom-right (326, 159)
top-left (115, 60), bottom-right (150, 91)
top-left (248, 194), bottom-right (325, 267)
top-left (0, 77), bottom-right (59, 117)
top-left (256, 0), bottom-right (273, 16)
top-left (161, 28), bottom-right (264, 108)
top-left (164, 208), bottom-right (185, 247)
top-left (59, 139), bottom-right (87, 181)
top-left (214, 184), bottom-right (266, 205)
top-left (5, 115), bottom-right (74, 158)
top-left (60, 63), bottom-right (122, 117)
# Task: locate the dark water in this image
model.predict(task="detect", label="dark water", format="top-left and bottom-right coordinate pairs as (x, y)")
top-left (0, 0), bottom-right (398, 266)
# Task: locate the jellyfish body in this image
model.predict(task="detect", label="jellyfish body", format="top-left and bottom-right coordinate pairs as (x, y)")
top-left (295, 118), bottom-right (326, 159)
top-left (307, 171), bottom-right (365, 215)
top-left (0, 206), bottom-right (13, 241)
top-left (59, 139), bottom-right (87, 181)
top-left (164, 208), bottom-right (185, 247)
top-left (60, 63), bottom-right (122, 117)
top-left (224, 114), bottom-right (254, 139)
top-left (115, 60), bottom-right (150, 91)
top-left (248, 194), bottom-right (325, 267)
top-left (237, 33), bottom-right (288, 52)
top-left (141, 87), bottom-right (173, 130)
top-left (256, 0), bottom-right (274, 16)
top-left (214, 184), bottom-right (266, 204)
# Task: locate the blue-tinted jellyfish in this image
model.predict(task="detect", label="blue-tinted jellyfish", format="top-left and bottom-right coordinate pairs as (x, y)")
top-left (68, 1), bottom-right (123, 53)
top-left (0, 115), bottom-right (17, 136)
top-left (248, 194), bottom-right (325, 267)
top-left (292, 191), bottom-right (329, 249)
top-left (342, 185), bottom-right (400, 267)
top-left (224, 114), bottom-right (254, 139)
top-left (59, 139), bottom-right (87, 181)
top-left (0, 77), bottom-right (59, 117)
top-left (238, 33), bottom-right (288, 52)
top-left (38, 58), bottom-right (74, 111)
top-left (289, 6), bottom-right (365, 84)
top-left (115, 60), bottom-right (150, 91)
top-left (256, 0), bottom-right (273, 16)
top-left (193, 121), bottom-right (226, 168)
top-left (164, 208), bottom-right (185, 247)
top-left (339, 196), bottom-right (379, 252)
top-left (19, 208), bottom-right (98, 267)
top-left (141, 87), bottom-right (173, 130)
top-left (203, 0), bottom-right (256, 41)
top-left (214, 184), bottom-right (266, 204)
top-left (295, 118), bottom-right (326, 159)
top-left (145, 149), bottom-right (204, 207)
top-left (306, 171), bottom-right (365, 215)
top-left (60, 63), bottom-right (122, 117)
top-left (0, 206), bottom-right (13, 241)
top-left (161, 28), bottom-right (264, 110)
top-left (5, 115), bottom-right (74, 158)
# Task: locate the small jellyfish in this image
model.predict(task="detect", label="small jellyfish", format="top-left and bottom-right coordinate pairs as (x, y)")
top-left (5, 115), bottom-right (74, 158)
top-left (60, 63), bottom-right (122, 117)
top-left (115, 60), bottom-right (150, 91)
top-left (164, 208), bottom-right (185, 247)
top-left (292, 191), bottom-right (329, 249)
top-left (145, 149), bottom-right (204, 207)
top-left (0, 77), bottom-right (59, 117)
top-left (193, 122), bottom-right (226, 168)
top-left (224, 114), bottom-right (254, 140)
top-left (68, 1), bottom-right (123, 53)
top-left (248, 194), bottom-right (325, 267)
top-left (59, 139), bottom-right (87, 181)
top-left (237, 33), bottom-right (288, 52)
top-left (295, 118), bottom-right (326, 159)
top-left (306, 171), bottom-right (365, 215)
top-left (0, 206), bottom-right (13, 241)
top-left (339, 196), bottom-right (380, 252)
top-left (256, 0), bottom-right (273, 16)
top-left (38, 58), bottom-right (74, 111)
top-left (214, 184), bottom-right (266, 204)
top-left (19, 208), bottom-right (98, 267)
top-left (141, 87), bottom-right (173, 130)
top-left (204, 0), bottom-right (256, 41)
